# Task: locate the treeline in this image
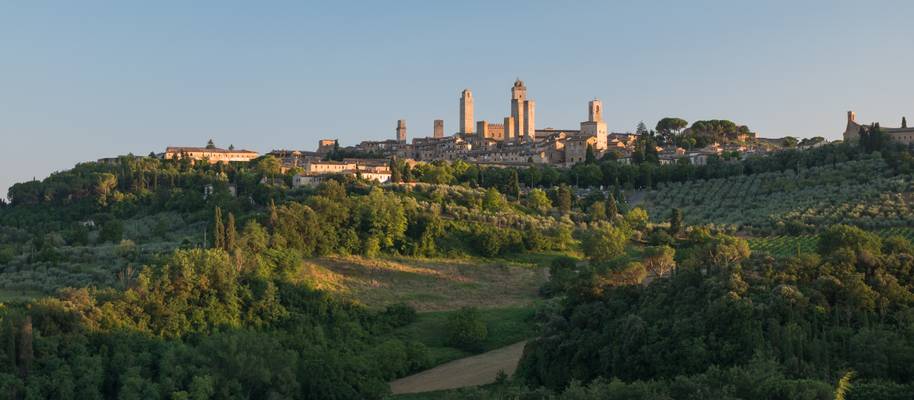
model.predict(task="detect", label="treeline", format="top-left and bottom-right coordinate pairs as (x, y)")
top-left (513, 224), bottom-right (914, 399)
top-left (395, 139), bottom-right (913, 194)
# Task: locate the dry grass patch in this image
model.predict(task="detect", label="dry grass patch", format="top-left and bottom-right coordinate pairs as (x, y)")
top-left (297, 256), bottom-right (547, 312)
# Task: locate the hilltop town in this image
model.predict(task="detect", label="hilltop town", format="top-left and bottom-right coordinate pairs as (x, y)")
top-left (107, 79), bottom-right (914, 191)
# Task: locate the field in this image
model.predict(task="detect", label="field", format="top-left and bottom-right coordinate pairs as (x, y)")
top-left (296, 255), bottom-right (550, 312)
top-left (643, 156), bottom-right (914, 234)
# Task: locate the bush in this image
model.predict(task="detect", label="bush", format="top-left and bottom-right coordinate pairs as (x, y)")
top-left (0, 246), bottom-right (14, 264)
top-left (383, 302), bottom-right (418, 327)
top-left (446, 307), bottom-right (488, 352)
top-left (99, 219), bottom-right (124, 243)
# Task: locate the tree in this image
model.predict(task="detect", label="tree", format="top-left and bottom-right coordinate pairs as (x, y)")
top-left (643, 245), bottom-right (676, 277)
top-left (669, 208), bottom-right (683, 236)
top-left (17, 316), bottom-right (33, 378)
top-left (206, 139), bottom-right (216, 149)
top-left (483, 187), bottom-right (507, 212)
top-left (624, 207), bottom-right (649, 231)
top-left (818, 224), bottom-right (881, 259)
top-left (582, 223), bottom-right (630, 263)
top-left (585, 144), bottom-right (596, 164)
top-left (588, 201), bottom-right (606, 222)
top-left (446, 307), bottom-right (488, 351)
top-left (782, 136), bottom-right (799, 148)
top-left (507, 169), bottom-right (521, 201)
top-left (526, 188), bottom-right (552, 214)
top-left (834, 371), bottom-right (855, 400)
top-left (225, 212), bottom-right (237, 252)
top-left (268, 199), bottom-right (278, 230)
top-left (606, 192), bottom-right (619, 221)
top-left (93, 173), bottom-right (118, 206)
top-left (556, 184), bottom-right (572, 215)
top-left (903, 117), bottom-right (907, 129)
top-left (656, 117), bottom-right (688, 145)
top-left (259, 156), bottom-right (283, 179)
top-left (390, 158), bottom-right (401, 183)
top-left (213, 207), bottom-right (225, 250)
top-left (99, 219), bottom-right (124, 243)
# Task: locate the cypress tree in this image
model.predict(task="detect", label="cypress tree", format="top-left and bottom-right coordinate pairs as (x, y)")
top-left (508, 170), bottom-right (521, 201)
top-left (268, 199), bottom-right (278, 230)
top-left (390, 158), bottom-right (401, 183)
top-left (669, 208), bottom-right (683, 236)
top-left (225, 212), bottom-right (237, 252)
top-left (557, 184), bottom-right (572, 214)
top-left (213, 207), bottom-right (225, 250)
top-left (585, 144), bottom-right (596, 164)
top-left (606, 192), bottom-right (619, 220)
top-left (903, 117), bottom-right (907, 128)
top-left (18, 316), bottom-right (32, 378)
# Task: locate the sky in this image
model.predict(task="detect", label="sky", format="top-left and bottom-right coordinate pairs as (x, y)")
top-left (2, 0), bottom-right (913, 199)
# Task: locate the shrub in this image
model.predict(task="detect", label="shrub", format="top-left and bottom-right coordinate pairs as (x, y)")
top-left (446, 307), bottom-right (488, 352)
top-left (99, 219), bottom-right (124, 243)
top-left (383, 302), bottom-right (418, 327)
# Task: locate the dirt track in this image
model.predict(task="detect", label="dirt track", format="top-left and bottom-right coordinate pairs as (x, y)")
top-left (389, 341), bottom-right (528, 394)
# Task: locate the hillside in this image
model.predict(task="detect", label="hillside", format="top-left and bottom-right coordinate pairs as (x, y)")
top-left (1, 139), bottom-right (914, 399)
top-left (643, 154), bottom-right (914, 235)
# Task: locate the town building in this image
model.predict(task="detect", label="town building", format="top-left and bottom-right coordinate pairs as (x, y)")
top-left (163, 140), bottom-right (259, 164)
top-left (843, 111), bottom-right (914, 145)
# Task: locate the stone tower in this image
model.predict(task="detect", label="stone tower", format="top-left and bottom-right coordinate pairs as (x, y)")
top-left (524, 100), bottom-right (535, 141)
top-left (396, 120), bottom-right (407, 143)
top-left (589, 99), bottom-right (603, 122)
top-left (504, 116), bottom-right (515, 141)
top-left (460, 89), bottom-right (474, 135)
top-left (510, 79), bottom-right (536, 142)
top-left (581, 99), bottom-right (608, 150)
top-left (433, 119), bottom-right (444, 138)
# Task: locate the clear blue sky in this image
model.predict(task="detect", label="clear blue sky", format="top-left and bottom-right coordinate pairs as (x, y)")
top-left (2, 0), bottom-right (913, 198)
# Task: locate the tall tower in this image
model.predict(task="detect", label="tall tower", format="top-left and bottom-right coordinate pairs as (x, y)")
top-left (581, 98), bottom-right (608, 150)
top-left (504, 116), bottom-right (515, 141)
top-left (433, 119), bottom-right (444, 138)
top-left (396, 120), bottom-right (407, 143)
top-left (524, 100), bottom-right (535, 140)
top-left (589, 99), bottom-right (603, 122)
top-left (511, 79), bottom-right (527, 102)
top-left (460, 89), bottom-right (474, 135)
top-left (510, 79), bottom-right (535, 142)
top-left (511, 79), bottom-right (526, 141)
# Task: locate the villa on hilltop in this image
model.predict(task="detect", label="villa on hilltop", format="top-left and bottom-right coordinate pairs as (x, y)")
top-left (843, 111), bottom-right (914, 145)
top-left (163, 140), bottom-right (259, 164)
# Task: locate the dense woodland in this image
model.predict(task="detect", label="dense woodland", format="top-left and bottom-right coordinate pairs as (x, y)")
top-left (0, 125), bottom-right (913, 399)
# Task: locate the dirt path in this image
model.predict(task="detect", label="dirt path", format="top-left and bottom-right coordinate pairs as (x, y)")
top-left (389, 341), bottom-right (528, 395)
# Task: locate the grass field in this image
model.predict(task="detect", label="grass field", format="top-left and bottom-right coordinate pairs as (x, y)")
top-left (297, 255), bottom-right (551, 312)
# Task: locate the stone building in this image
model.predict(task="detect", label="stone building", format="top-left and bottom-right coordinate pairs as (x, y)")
top-left (316, 139), bottom-right (338, 154)
top-left (163, 141), bottom-right (259, 164)
top-left (843, 111), bottom-right (914, 145)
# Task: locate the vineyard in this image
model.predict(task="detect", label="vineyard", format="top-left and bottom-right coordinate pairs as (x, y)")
top-left (643, 155), bottom-right (914, 235)
top-left (747, 226), bottom-right (914, 257)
